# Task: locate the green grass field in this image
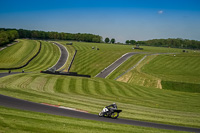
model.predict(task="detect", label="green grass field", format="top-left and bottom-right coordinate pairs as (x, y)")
top-left (22, 41), bottom-right (60, 72)
top-left (1, 39), bottom-right (200, 132)
top-left (107, 54), bottom-right (145, 80)
top-left (0, 40), bottom-right (60, 72)
top-left (117, 54), bottom-right (163, 88)
top-left (117, 52), bottom-right (200, 91)
top-left (139, 46), bottom-right (193, 53)
top-left (141, 53), bottom-right (200, 84)
top-left (0, 39), bottom-right (40, 68)
top-left (140, 53), bottom-right (200, 92)
top-left (0, 73), bottom-right (199, 128)
top-left (67, 42), bottom-right (135, 76)
top-left (0, 106), bottom-right (184, 133)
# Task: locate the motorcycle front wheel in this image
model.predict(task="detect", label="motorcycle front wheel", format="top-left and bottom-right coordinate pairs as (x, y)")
top-left (98, 112), bottom-right (103, 117)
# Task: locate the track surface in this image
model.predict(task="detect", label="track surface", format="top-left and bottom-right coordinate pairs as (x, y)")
top-left (0, 72), bottom-right (21, 78)
top-left (49, 42), bottom-right (68, 70)
top-left (96, 52), bottom-right (138, 78)
top-left (0, 94), bottom-right (200, 132)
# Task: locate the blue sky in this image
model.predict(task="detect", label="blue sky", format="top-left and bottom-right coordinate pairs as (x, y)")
top-left (0, 0), bottom-right (200, 42)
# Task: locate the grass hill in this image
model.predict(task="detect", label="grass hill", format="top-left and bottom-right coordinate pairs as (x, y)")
top-left (0, 73), bottom-right (199, 128)
top-left (0, 39), bottom-right (40, 68)
top-left (0, 40), bottom-right (60, 72)
top-left (22, 41), bottom-right (60, 72)
top-left (118, 52), bottom-right (200, 92)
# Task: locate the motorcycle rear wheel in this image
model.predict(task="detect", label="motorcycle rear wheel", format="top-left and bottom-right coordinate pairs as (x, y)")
top-left (111, 112), bottom-right (119, 119)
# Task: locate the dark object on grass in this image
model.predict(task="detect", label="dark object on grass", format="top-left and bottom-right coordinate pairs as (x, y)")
top-left (134, 44), bottom-right (143, 50)
top-left (41, 70), bottom-right (91, 78)
top-left (66, 42), bottom-right (73, 45)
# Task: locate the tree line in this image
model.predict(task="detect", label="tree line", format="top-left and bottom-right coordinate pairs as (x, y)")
top-left (1, 28), bottom-right (199, 49)
top-left (125, 38), bottom-right (200, 49)
top-left (0, 30), bottom-right (19, 46)
top-left (0, 28), bottom-right (103, 43)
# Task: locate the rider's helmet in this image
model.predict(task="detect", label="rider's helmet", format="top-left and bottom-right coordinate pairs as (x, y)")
top-left (113, 103), bottom-right (117, 108)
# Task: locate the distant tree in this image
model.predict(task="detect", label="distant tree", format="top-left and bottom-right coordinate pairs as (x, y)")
top-left (7, 30), bottom-right (19, 41)
top-left (130, 40), bottom-right (136, 45)
top-left (136, 41), bottom-right (146, 45)
top-left (0, 30), bottom-right (19, 46)
top-left (0, 31), bottom-right (9, 46)
top-left (110, 38), bottom-right (115, 44)
top-left (125, 40), bottom-right (130, 44)
top-left (105, 37), bottom-right (110, 43)
top-left (92, 37), bottom-right (100, 43)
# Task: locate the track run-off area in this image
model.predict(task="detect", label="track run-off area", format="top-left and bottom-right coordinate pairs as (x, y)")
top-left (0, 40), bottom-right (200, 132)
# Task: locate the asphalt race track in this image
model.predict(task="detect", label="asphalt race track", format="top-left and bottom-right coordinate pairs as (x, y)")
top-left (0, 94), bottom-right (200, 132)
top-left (0, 72), bottom-right (21, 78)
top-left (49, 42), bottom-right (68, 71)
top-left (96, 52), bottom-right (138, 78)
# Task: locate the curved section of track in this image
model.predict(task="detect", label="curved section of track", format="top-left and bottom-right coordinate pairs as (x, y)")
top-left (49, 42), bottom-right (68, 71)
top-left (0, 94), bottom-right (199, 132)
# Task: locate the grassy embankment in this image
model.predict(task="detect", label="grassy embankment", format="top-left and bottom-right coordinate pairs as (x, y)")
top-left (0, 39), bottom-right (40, 69)
top-left (116, 47), bottom-right (199, 90)
top-left (141, 53), bottom-right (200, 92)
top-left (0, 106), bottom-right (184, 133)
top-left (117, 54), bottom-right (163, 88)
top-left (0, 40), bottom-right (60, 72)
top-left (0, 73), bottom-right (199, 128)
top-left (22, 41), bottom-right (60, 72)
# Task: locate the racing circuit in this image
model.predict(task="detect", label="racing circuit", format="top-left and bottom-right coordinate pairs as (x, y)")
top-left (0, 42), bottom-right (200, 132)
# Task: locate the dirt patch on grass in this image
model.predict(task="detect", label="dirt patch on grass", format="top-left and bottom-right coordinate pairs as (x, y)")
top-left (157, 79), bottom-right (162, 89)
top-left (117, 73), bottom-right (132, 83)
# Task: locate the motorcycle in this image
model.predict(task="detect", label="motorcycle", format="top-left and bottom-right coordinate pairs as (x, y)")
top-left (98, 107), bottom-right (122, 119)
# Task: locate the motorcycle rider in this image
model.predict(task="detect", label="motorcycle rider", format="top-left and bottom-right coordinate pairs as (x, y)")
top-left (104, 103), bottom-right (117, 115)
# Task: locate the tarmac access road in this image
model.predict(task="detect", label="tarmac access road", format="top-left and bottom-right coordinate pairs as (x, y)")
top-left (96, 52), bottom-right (139, 78)
top-left (0, 94), bottom-right (200, 132)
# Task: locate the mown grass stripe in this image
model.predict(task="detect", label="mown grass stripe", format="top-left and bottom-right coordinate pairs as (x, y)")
top-left (20, 41), bottom-right (60, 72)
top-left (81, 78), bottom-right (90, 95)
top-left (0, 39), bottom-right (40, 69)
top-left (68, 78), bottom-right (77, 94)
top-left (55, 78), bottom-right (64, 93)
